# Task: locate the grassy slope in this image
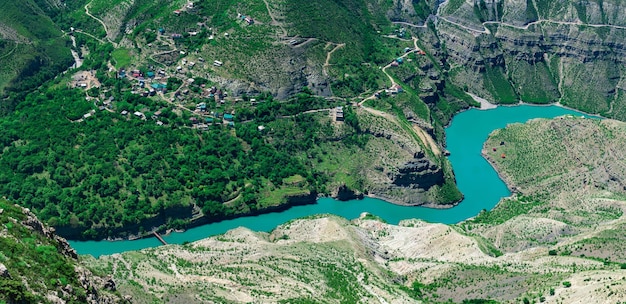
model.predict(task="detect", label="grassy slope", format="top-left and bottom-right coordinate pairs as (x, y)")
top-left (0, 0), bottom-right (72, 106)
top-left (467, 116), bottom-right (626, 255)
top-left (0, 199), bottom-right (120, 303)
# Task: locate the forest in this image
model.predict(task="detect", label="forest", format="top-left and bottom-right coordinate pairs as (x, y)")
top-left (0, 75), bottom-right (362, 239)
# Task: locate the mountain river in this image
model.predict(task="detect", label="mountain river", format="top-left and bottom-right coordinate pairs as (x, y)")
top-left (70, 104), bottom-right (589, 257)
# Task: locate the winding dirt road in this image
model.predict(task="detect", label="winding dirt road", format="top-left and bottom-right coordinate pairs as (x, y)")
top-left (323, 43), bottom-right (345, 76)
top-left (84, 1), bottom-right (118, 47)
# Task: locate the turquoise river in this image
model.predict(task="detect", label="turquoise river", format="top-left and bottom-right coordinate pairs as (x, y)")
top-left (70, 105), bottom-right (589, 257)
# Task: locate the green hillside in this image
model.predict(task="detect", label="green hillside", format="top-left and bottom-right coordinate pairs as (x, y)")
top-left (0, 198), bottom-right (121, 303)
top-left (0, 0), bottom-right (73, 112)
top-left (2, 0), bottom-right (626, 242)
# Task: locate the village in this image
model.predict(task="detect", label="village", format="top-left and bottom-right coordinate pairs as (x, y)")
top-left (68, 0), bottom-right (425, 131)
top-left (66, 1), bottom-right (270, 130)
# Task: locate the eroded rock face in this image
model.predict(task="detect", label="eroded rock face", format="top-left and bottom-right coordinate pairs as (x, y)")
top-left (21, 207), bottom-right (78, 260)
top-left (433, 1), bottom-right (626, 117)
top-left (12, 205), bottom-right (127, 304)
top-left (333, 184), bottom-right (364, 201)
top-left (392, 152), bottom-right (444, 189)
top-left (0, 263), bottom-right (10, 278)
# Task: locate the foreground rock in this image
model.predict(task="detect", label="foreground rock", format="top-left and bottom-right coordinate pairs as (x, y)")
top-left (0, 200), bottom-right (126, 304)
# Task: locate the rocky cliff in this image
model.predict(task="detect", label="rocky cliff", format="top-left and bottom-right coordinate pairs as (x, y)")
top-left (352, 109), bottom-right (461, 206)
top-left (428, 0), bottom-right (626, 119)
top-left (0, 199), bottom-right (126, 304)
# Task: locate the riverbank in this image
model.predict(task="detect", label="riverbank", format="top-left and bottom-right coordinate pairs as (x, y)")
top-left (135, 191), bottom-right (320, 242)
top-left (481, 148), bottom-right (519, 195)
top-left (467, 92), bottom-right (498, 110)
top-left (364, 192), bottom-right (461, 209)
top-left (70, 104), bottom-right (589, 257)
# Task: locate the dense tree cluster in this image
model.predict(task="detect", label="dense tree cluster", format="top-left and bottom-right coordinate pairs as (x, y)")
top-left (0, 80), bottom-right (364, 239)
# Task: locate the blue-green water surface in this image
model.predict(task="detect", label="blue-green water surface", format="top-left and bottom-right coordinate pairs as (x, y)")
top-left (70, 105), bottom-right (587, 257)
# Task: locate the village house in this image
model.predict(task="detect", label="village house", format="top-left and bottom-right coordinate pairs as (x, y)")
top-left (134, 111), bottom-right (146, 120)
top-left (153, 110), bottom-right (162, 119)
top-left (335, 107), bottom-right (344, 121)
top-left (390, 84), bottom-right (403, 94)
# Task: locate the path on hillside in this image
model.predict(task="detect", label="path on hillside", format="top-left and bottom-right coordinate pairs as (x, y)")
top-left (262, 0), bottom-right (288, 38)
top-left (366, 36), bottom-right (420, 101)
top-left (74, 29), bottom-right (106, 44)
top-left (413, 125), bottom-right (441, 156)
top-left (483, 19), bottom-right (626, 31)
top-left (359, 104), bottom-right (440, 156)
top-left (84, 1), bottom-right (118, 47)
top-left (392, 21), bottom-right (427, 29)
top-left (323, 43), bottom-right (345, 76)
top-left (0, 42), bottom-right (18, 61)
top-left (438, 16), bottom-right (491, 34)
top-left (280, 108), bottom-right (332, 119)
top-left (436, 16), bottom-right (626, 36)
top-left (350, 36), bottom-right (439, 154)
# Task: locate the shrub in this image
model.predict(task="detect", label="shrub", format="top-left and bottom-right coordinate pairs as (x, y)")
top-left (562, 281), bottom-right (571, 288)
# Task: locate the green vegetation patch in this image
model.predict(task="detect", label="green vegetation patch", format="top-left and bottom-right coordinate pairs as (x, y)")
top-left (111, 48), bottom-right (132, 68)
top-left (0, 0), bottom-right (72, 110)
top-left (483, 65), bottom-right (517, 104)
top-left (0, 199), bottom-right (93, 303)
top-left (466, 196), bottom-right (545, 226)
